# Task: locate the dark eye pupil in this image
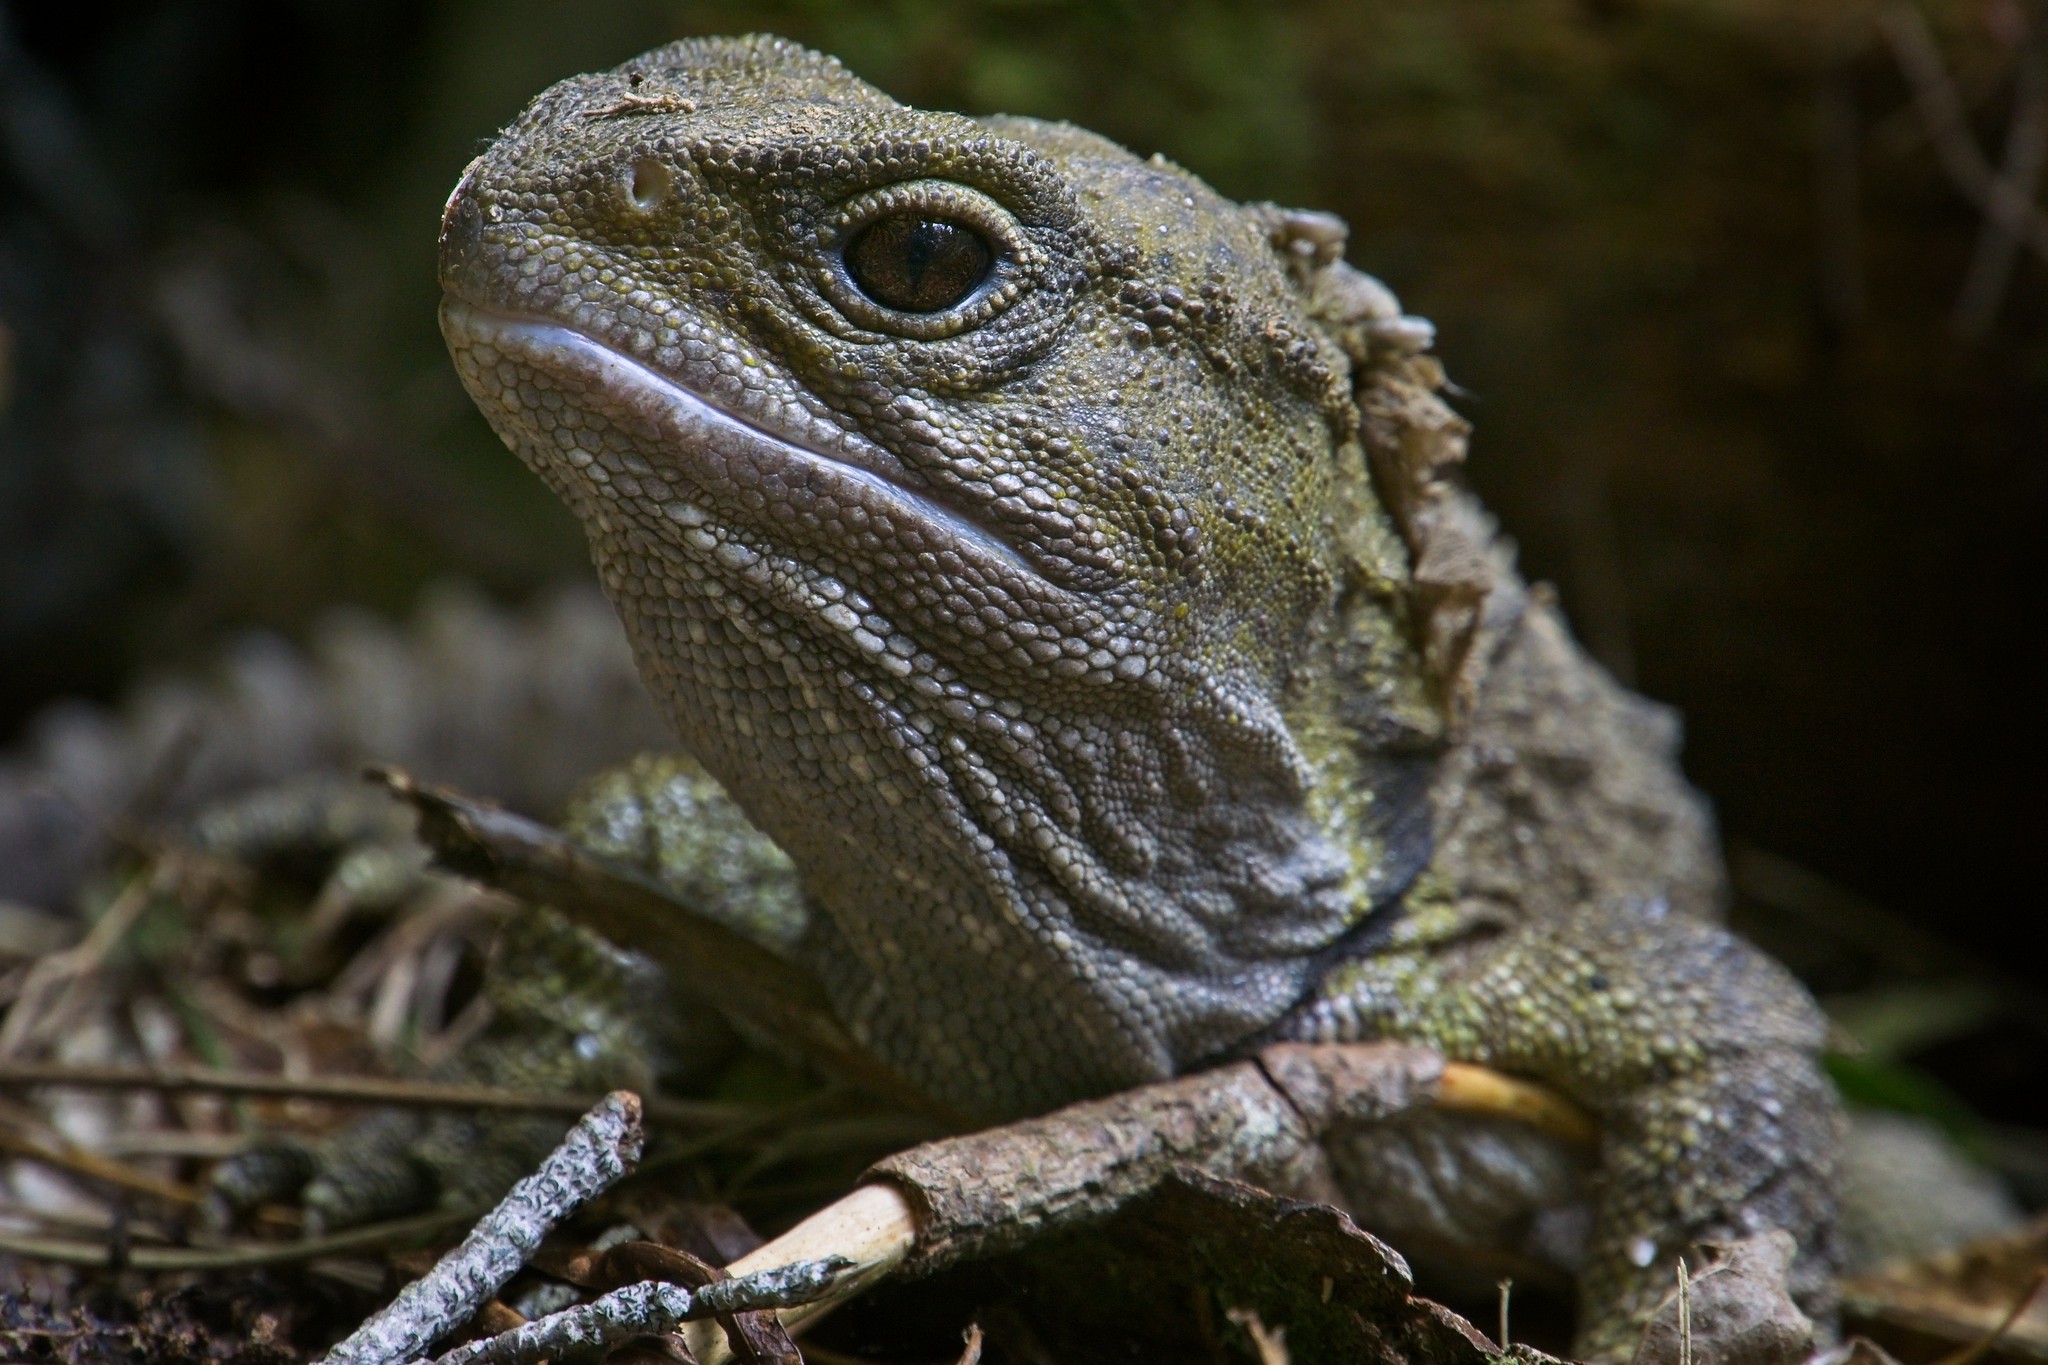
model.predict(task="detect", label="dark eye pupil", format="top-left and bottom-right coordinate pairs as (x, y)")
top-left (844, 216), bottom-right (993, 313)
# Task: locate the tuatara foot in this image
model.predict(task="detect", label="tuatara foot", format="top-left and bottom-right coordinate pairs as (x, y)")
top-left (208, 901), bottom-right (695, 1230)
top-left (209, 755), bottom-right (792, 1229)
top-left (1292, 899), bottom-right (1841, 1361)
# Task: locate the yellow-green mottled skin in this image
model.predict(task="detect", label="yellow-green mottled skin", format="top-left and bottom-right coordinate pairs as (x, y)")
top-left (414, 35), bottom-right (1834, 1358)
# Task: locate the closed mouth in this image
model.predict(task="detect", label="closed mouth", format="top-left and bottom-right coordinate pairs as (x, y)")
top-left (439, 298), bottom-right (1036, 583)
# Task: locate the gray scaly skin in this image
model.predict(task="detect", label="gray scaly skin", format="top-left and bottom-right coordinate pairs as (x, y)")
top-left (426, 37), bottom-right (1837, 1357)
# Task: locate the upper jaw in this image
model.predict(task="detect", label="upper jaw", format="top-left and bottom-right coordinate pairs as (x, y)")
top-left (439, 297), bottom-right (1047, 595)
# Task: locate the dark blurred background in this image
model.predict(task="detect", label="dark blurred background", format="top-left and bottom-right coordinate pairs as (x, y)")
top-left (2, 2), bottom-right (2042, 1117)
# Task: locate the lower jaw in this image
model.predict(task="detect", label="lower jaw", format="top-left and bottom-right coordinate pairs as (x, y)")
top-left (440, 297), bottom-right (1038, 588)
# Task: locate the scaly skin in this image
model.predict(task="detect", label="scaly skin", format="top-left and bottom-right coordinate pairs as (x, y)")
top-left (421, 36), bottom-right (1837, 1355)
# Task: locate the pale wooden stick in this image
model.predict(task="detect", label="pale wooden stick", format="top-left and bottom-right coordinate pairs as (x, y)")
top-left (680, 1184), bottom-right (919, 1365)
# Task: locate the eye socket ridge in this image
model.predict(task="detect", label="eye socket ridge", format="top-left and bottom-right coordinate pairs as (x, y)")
top-left (819, 180), bottom-right (1033, 340)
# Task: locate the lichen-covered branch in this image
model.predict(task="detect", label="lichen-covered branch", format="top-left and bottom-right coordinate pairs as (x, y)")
top-left (427, 1258), bottom-right (847, 1365)
top-left (317, 1091), bottom-right (644, 1365)
top-left (548, 1237), bottom-right (805, 1365)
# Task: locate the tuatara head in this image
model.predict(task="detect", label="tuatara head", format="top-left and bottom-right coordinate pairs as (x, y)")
top-left (440, 34), bottom-right (1448, 1117)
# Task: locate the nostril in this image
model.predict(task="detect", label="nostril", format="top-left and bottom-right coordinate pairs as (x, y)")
top-left (627, 157), bottom-right (672, 210)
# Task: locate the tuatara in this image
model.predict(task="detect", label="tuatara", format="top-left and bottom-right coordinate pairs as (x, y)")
top-left (278, 35), bottom-right (1842, 1358)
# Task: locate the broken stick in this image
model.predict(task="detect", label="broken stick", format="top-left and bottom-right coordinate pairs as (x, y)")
top-left (427, 1258), bottom-right (848, 1365)
top-left (683, 1041), bottom-right (1594, 1363)
top-left (317, 1092), bottom-right (644, 1365)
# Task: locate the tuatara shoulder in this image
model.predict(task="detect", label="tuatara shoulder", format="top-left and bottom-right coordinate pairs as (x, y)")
top-left (430, 35), bottom-right (1837, 1358)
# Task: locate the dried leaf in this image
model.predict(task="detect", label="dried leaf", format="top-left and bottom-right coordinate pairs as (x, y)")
top-left (1843, 1214), bottom-right (2048, 1365)
top-left (1632, 1233), bottom-right (1815, 1365)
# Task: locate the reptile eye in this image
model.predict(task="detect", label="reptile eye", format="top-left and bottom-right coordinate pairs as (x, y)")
top-left (817, 182), bottom-right (1031, 339)
top-left (843, 215), bottom-right (994, 313)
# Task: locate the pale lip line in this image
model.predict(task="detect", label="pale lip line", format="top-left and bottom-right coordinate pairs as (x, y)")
top-left (440, 300), bottom-right (1036, 581)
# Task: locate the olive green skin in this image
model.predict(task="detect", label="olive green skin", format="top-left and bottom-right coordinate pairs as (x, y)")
top-left (432, 36), bottom-right (1838, 1357)
top-left (437, 36), bottom-right (1433, 1120)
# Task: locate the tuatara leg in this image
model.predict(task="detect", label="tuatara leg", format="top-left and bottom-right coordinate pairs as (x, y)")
top-left (211, 753), bottom-right (800, 1227)
top-left (1288, 899), bottom-right (1842, 1361)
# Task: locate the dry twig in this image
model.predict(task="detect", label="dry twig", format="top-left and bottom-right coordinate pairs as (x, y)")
top-left (0, 1060), bottom-right (747, 1129)
top-left (544, 1238), bottom-right (804, 1365)
top-left (377, 769), bottom-right (949, 1121)
top-left (317, 1091), bottom-right (644, 1365)
top-left (1876, 3), bottom-right (2048, 266)
top-left (684, 1041), bottom-right (1593, 1364)
top-left (0, 1123), bottom-right (204, 1207)
top-left (427, 1257), bottom-right (846, 1365)
top-left (1225, 1306), bottom-right (1291, 1365)
top-left (680, 1185), bottom-right (920, 1365)
top-left (0, 867), bottom-right (154, 1058)
top-left (1952, 16), bottom-right (2048, 336)
top-left (1933, 1267), bottom-right (2048, 1365)
top-left (0, 1207), bottom-right (472, 1270)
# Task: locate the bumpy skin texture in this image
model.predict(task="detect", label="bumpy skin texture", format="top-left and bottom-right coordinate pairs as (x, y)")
top-left (431, 36), bottom-right (1838, 1357)
top-left (210, 903), bottom-right (695, 1233)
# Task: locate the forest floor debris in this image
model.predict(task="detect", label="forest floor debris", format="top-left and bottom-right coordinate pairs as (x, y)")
top-left (1, 779), bottom-right (2042, 1364)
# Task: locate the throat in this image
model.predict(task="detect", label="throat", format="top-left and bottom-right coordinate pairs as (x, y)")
top-left (786, 664), bottom-right (1377, 1116)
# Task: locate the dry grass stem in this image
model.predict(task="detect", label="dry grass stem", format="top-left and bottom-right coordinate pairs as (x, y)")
top-left (0, 1060), bottom-right (749, 1128)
